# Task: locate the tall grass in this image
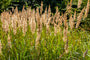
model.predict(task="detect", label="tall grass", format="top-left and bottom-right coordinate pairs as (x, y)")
top-left (0, 0), bottom-right (90, 60)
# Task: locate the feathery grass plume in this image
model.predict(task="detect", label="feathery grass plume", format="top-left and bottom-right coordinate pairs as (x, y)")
top-left (52, 13), bottom-right (56, 24)
top-left (48, 5), bottom-right (51, 18)
top-left (23, 18), bottom-right (27, 35)
top-left (63, 13), bottom-right (68, 53)
top-left (1, 11), bottom-right (10, 33)
top-left (57, 15), bottom-right (62, 33)
top-left (66, 2), bottom-right (71, 14)
top-left (22, 15), bottom-right (27, 35)
top-left (42, 13), bottom-right (45, 25)
top-left (11, 14), bottom-right (17, 34)
top-left (69, 14), bottom-right (74, 29)
top-left (45, 7), bottom-right (48, 25)
top-left (46, 5), bottom-right (51, 33)
top-left (27, 7), bottom-right (31, 20)
top-left (2, 12), bottom-right (10, 33)
top-left (74, 11), bottom-right (76, 20)
top-left (17, 12), bottom-right (22, 29)
top-left (35, 7), bottom-right (41, 49)
top-left (55, 7), bottom-right (60, 23)
top-left (70, 0), bottom-right (72, 7)
top-left (22, 5), bottom-right (25, 13)
top-left (76, 7), bottom-right (85, 28)
top-left (7, 12), bottom-right (11, 25)
top-left (53, 7), bottom-right (58, 23)
top-left (78, 0), bottom-right (82, 8)
top-left (30, 9), bottom-right (36, 34)
top-left (20, 6), bottom-right (28, 35)
top-left (46, 16), bottom-right (52, 32)
top-left (0, 41), bottom-right (2, 54)
top-left (55, 7), bottom-right (61, 33)
top-left (14, 6), bottom-right (18, 15)
top-left (84, 0), bottom-right (90, 19)
top-left (40, 1), bottom-right (43, 15)
top-left (63, 13), bottom-right (68, 31)
top-left (42, 7), bottom-right (48, 26)
top-left (28, 8), bottom-right (32, 26)
top-left (58, 16), bottom-right (63, 26)
top-left (9, 11), bottom-right (12, 26)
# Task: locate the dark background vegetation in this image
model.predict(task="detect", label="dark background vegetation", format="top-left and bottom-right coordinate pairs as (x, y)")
top-left (0, 0), bottom-right (90, 31)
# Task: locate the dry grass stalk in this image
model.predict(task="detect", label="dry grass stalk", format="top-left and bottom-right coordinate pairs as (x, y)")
top-left (78, 0), bottom-right (82, 8)
top-left (76, 7), bottom-right (85, 28)
top-left (30, 9), bottom-right (36, 34)
top-left (69, 14), bottom-right (74, 29)
top-left (40, 1), bottom-right (43, 15)
top-left (84, 0), bottom-right (90, 19)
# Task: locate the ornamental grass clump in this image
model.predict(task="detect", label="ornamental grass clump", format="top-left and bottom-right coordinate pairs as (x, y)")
top-left (0, 1), bottom-right (90, 59)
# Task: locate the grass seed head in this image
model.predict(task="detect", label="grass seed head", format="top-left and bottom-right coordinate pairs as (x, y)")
top-left (78, 0), bottom-right (82, 8)
top-left (84, 0), bottom-right (90, 19)
top-left (76, 7), bottom-right (85, 28)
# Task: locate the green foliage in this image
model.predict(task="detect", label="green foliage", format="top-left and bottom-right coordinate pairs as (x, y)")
top-left (0, 0), bottom-right (12, 12)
